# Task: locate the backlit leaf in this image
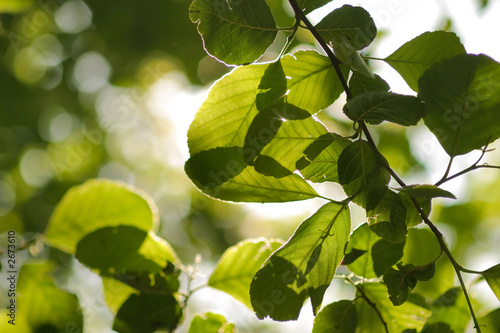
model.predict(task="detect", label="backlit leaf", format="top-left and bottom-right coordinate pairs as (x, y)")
top-left (419, 53), bottom-right (500, 156)
top-left (250, 203), bottom-right (350, 321)
top-left (384, 262), bottom-right (436, 306)
top-left (312, 300), bottom-right (357, 333)
top-left (367, 190), bottom-right (407, 243)
top-left (349, 73), bottom-right (390, 97)
top-left (189, 313), bottom-right (237, 333)
top-left (482, 263), bottom-right (500, 301)
top-left (395, 184), bottom-right (456, 200)
top-left (384, 31), bottom-right (466, 91)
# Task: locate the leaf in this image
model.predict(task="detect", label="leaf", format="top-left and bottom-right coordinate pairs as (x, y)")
top-left (395, 184), bottom-right (456, 200)
top-left (349, 73), bottom-right (390, 97)
top-left (44, 179), bottom-right (158, 254)
top-left (0, 0), bottom-right (33, 13)
top-left (189, 0), bottom-right (277, 65)
top-left (419, 53), bottom-right (500, 156)
top-left (189, 313), bottom-right (237, 333)
top-left (399, 194), bottom-right (431, 228)
top-left (345, 223), bottom-right (405, 279)
top-left (208, 238), bottom-right (283, 310)
top-left (426, 288), bottom-right (470, 332)
top-left (312, 300), bottom-right (357, 333)
top-left (384, 262), bottom-right (436, 306)
top-left (315, 5), bottom-right (377, 51)
top-left (420, 322), bottom-right (454, 333)
top-left (297, 0), bottom-right (334, 14)
top-left (482, 263), bottom-right (500, 301)
top-left (344, 92), bottom-right (423, 126)
top-left (479, 308), bottom-right (500, 333)
top-left (281, 50), bottom-right (349, 113)
top-left (338, 140), bottom-right (390, 210)
top-left (384, 31), bottom-right (466, 91)
top-left (367, 190), bottom-right (408, 243)
top-left (185, 148), bottom-right (319, 202)
top-left (356, 283), bottom-right (432, 332)
top-left (250, 202), bottom-right (350, 321)
top-left (16, 261), bottom-right (84, 332)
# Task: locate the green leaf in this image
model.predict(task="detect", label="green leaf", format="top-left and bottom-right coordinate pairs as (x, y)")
top-left (384, 262), bottom-right (436, 306)
top-left (250, 202), bottom-right (350, 321)
top-left (44, 179), bottom-right (158, 254)
top-left (384, 31), bottom-right (466, 91)
top-left (419, 53), bottom-right (500, 156)
top-left (399, 194), bottom-right (431, 228)
top-left (338, 140), bottom-right (390, 210)
top-left (426, 288), bottom-right (470, 332)
top-left (281, 50), bottom-right (349, 113)
top-left (356, 283), bottom-right (432, 332)
top-left (16, 261), bottom-right (83, 332)
top-left (316, 5), bottom-right (377, 51)
top-left (479, 308), bottom-right (500, 333)
top-left (185, 148), bottom-right (319, 202)
top-left (368, 190), bottom-right (408, 243)
top-left (482, 263), bottom-right (500, 301)
top-left (395, 184), bottom-right (456, 200)
top-left (208, 238), bottom-right (283, 310)
top-left (420, 322), bottom-right (454, 333)
top-left (113, 293), bottom-right (182, 333)
top-left (312, 300), bottom-right (357, 333)
top-left (0, 0), bottom-right (33, 13)
top-left (189, 313), bottom-right (236, 333)
top-left (349, 73), bottom-right (390, 97)
top-left (189, 0), bottom-right (277, 65)
top-left (345, 223), bottom-right (405, 279)
top-left (343, 92), bottom-right (423, 126)
top-left (297, 0), bottom-right (334, 14)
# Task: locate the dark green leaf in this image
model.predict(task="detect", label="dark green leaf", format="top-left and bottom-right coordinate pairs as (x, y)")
top-left (297, 0), bottom-right (334, 14)
top-left (189, 313), bottom-right (236, 333)
top-left (316, 5), bottom-right (377, 51)
top-left (368, 190), bottom-right (407, 243)
top-left (343, 92), bottom-right (423, 126)
top-left (208, 238), bottom-right (283, 310)
top-left (345, 223), bottom-right (405, 278)
top-left (349, 73), bottom-right (390, 97)
top-left (338, 140), bottom-right (390, 210)
top-left (384, 262), bottom-right (436, 306)
top-left (481, 263), bottom-right (500, 301)
top-left (419, 53), bottom-right (500, 156)
top-left (189, 0), bottom-right (277, 65)
top-left (312, 300), bottom-right (357, 333)
top-left (421, 322), bottom-right (453, 333)
top-left (44, 179), bottom-right (158, 254)
top-left (250, 203), bottom-right (350, 321)
top-left (256, 60), bottom-right (287, 109)
top-left (395, 184), bottom-right (456, 200)
top-left (384, 31), bottom-right (466, 91)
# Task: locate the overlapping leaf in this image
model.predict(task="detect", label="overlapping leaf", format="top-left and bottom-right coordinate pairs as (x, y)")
top-left (250, 203), bottom-right (350, 321)
top-left (395, 184), bottom-right (456, 200)
top-left (343, 92), bottom-right (423, 126)
top-left (367, 190), bottom-right (407, 243)
top-left (384, 31), bottom-right (466, 91)
top-left (338, 140), bottom-right (390, 210)
top-left (208, 238), bottom-right (283, 309)
top-left (312, 300), bottom-right (357, 333)
top-left (348, 73), bottom-right (390, 97)
top-left (419, 53), bottom-right (500, 156)
top-left (481, 263), bottom-right (500, 301)
top-left (189, 0), bottom-right (277, 65)
top-left (344, 223), bottom-right (405, 279)
top-left (384, 262), bottom-right (436, 306)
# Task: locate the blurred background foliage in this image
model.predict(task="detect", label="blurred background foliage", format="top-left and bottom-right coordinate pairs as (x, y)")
top-left (0, 0), bottom-right (499, 332)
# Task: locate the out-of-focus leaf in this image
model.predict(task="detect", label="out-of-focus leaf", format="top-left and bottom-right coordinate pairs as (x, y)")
top-left (367, 190), bottom-right (407, 243)
top-left (479, 308), bottom-right (500, 333)
top-left (384, 31), bottom-right (466, 91)
top-left (250, 203), bottom-right (350, 321)
top-left (189, 0), bottom-right (277, 65)
top-left (426, 288), bottom-right (470, 332)
top-left (345, 223), bottom-right (405, 278)
top-left (0, 0), bottom-right (33, 13)
top-left (44, 179), bottom-right (158, 254)
top-left (419, 54), bottom-right (500, 156)
top-left (189, 313), bottom-right (237, 333)
top-left (338, 140), bottom-right (390, 210)
top-left (482, 264), bottom-right (500, 301)
top-left (420, 322), bottom-right (454, 333)
top-left (384, 262), bottom-right (435, 306)
top-left (312, 300), bottom-right (357, 333)
top-left (395, 184), bottom-right (456, 199)
top-left (208, 238), bottom-right (283, 310)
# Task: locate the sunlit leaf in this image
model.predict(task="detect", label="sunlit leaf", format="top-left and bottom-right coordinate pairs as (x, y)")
top-left (189, 313), bottom-right (236, 333)
top-left (395, 184), bottom-right (456, 200)
top-left (312, 300), bottom-right (357, 333)
top-left (399, 194), bottom-right (431, 227)
top-left (420, 53), bottom-right (500, 156)
top-left (189, 0), bottom-right (277, 65)
top-left (208, 238), bottom-right (284, 310)
top-left (250, 203), bottom-right (350, 321)
top-left (349, 73), bottom-right (390, 97)
top-left (368, 190), bottom-right (407, 243)
top-left (343, 92), bottom-right (423, 126)
top-left (426, 288), bottom-right (470, 332)
top-left (345, 223), bottom-right (405, 278)
top-left (44, 179), bottom-right (158, 254)
top-left (479, 308), bottom-right (500, 333)
top-left (384, 31), bottom-right (466, 91)
top-left (338, 140), bottom-right (390, 210)
top-left (482, 264), bottom-right (500, 301)
top-left (384, 262), bottom-right (435, 306)
top-left (315, 5), bottom-right (376, 51)
top-left (356, 283), bottom-right (432, 332)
